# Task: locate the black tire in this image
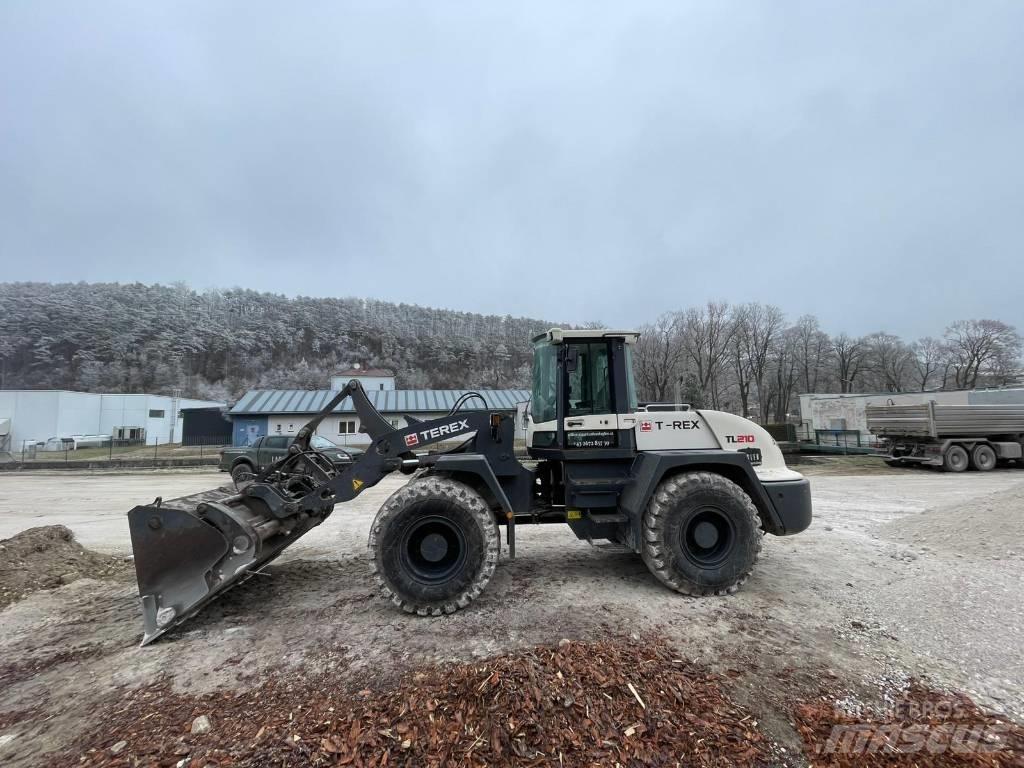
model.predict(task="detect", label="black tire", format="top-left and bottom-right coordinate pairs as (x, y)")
top-left (231, 461), bottom-right (255, 490)
top-left (943, 445), bottom-right (969, 473)
top-left (970, 444), bottom-right (996, 472)
top-left (641, 471), bottom-right (763, 596)
top-left (884, 458), bottom-right (904, 468)
top-left (369, 476), bottom-right (499, 615)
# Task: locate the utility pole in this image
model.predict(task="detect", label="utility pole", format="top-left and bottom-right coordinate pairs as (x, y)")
top-left (170, 388), bottom-right (181, 445)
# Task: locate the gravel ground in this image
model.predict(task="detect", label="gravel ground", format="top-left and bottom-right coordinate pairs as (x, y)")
top-left (0, 464), bottom-right (1022, 766)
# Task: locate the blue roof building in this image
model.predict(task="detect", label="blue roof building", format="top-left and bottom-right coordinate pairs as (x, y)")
top-left (228, 388), bottom-right (530, 447)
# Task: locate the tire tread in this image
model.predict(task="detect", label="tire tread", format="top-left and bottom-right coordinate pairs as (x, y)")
top-left (641, 471), bottom-right (762, 596)
top-left (368, 476), bottom-right (500, 616)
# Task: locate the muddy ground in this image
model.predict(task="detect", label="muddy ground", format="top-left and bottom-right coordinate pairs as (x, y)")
top-left (0, 462), bottom-right (1022, 766)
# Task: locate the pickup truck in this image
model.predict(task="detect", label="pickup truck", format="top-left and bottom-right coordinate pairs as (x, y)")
top-left (219, 435), bottom-right (364, 487)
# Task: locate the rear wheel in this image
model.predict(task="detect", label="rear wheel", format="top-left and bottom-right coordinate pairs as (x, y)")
top-left (641, 472), bottom-right (763, 596)
top-left (970, 444), bottom-right (996, 472)
top-left (369, 476), bottom-right (499, 615)
top-left (943, 445), bottom-right (969, 473)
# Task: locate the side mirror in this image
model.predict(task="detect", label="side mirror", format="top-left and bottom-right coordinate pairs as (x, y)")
top-left (565, 345), bottom-right (579, 373)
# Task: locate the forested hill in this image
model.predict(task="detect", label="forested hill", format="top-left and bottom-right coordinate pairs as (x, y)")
top-left (0, 282), bottom-right (562, 400)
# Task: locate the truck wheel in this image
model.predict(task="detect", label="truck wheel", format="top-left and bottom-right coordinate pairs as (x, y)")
top-left (641, 472), bottom-right (762, 596)
top-left (369, 477), bottom-right (500, 616)
top-left (943, 445), bottom-right (969, 473)
top-left (970, 444), bottom-right (996, 472)
top-left (231, 462), bottom-right (255, 490)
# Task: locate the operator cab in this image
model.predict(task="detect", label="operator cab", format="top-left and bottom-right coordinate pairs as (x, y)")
top-left (527, 328), bottom-right (640, 460)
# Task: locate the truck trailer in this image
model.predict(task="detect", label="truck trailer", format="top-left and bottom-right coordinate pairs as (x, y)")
top-left (866, 402), bottom-right (1024, 471)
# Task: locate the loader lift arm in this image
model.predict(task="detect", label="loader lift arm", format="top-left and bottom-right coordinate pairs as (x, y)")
top-left (248, 381), bottom-right (507, 516)
top-left (128, 380), bottom-right (514, 645)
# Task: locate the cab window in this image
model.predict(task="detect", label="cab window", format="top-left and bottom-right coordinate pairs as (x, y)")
top-left (566, 342), bottom-right (612, 416)
top-left (624, 344), bottom-right (638, 412)
top-left (531, 342), bottom-right (558, 423)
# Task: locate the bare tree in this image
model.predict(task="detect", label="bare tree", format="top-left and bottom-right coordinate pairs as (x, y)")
top-left (863, 332), bottom-right (913, 392)
top-left (634, 312), bottom-right (685, 402)
top-left (765, 327), bottom-right (801, 422)
top-left (681, 301), bottom-right (736, 409)
top-left (793, 315), bottom-right (832, 394)
top-left (729, 306), bottom-right (754, 418)
top-left (944, 319), bottom-right (1022, 389)
top-left (909, 337), bottom-right (947, 391)
top-left (727, 302), bottom-right (784, 421)
top-left (831, 333), bottom-right (867, 393)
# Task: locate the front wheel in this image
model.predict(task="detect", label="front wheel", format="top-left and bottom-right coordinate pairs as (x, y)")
top-left (642, 472), bottom-right (763, 596)
top-left (369, 477), bottom-right (500, 615)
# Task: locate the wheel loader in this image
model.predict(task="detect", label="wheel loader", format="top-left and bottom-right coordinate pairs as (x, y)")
top-left (128, 329), bottom-right (812, 644)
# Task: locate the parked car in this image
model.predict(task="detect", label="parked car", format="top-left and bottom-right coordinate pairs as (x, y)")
top-left (219, 435), bottom-right (364, 488)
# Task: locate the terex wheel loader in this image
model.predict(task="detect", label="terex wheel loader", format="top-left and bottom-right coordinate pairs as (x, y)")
top-left (128, 329), bottom-right (812, 644)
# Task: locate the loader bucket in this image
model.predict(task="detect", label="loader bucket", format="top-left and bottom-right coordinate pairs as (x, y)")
top-left (128, 494), bottom-right (323, 645)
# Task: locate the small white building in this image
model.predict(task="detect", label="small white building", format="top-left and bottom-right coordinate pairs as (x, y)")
top-left (329, 368), bottom-right (395, 392)
top-left (0, 390), bottom-right (225, 453)
top-left (799, 387), bottom-right (1024, 440)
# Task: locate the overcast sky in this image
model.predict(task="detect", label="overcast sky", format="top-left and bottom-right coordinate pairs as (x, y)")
top-left (1, 1), bottom-right (1021, 338)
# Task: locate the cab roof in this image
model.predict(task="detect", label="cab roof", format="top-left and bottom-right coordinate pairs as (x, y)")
top-left (532, 328), bottom-right (640, 345)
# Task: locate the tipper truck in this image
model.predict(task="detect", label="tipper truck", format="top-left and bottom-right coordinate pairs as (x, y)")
top-left (866, 402), bottom-right (1024, 471)
top-left (128, 329), bottom-right (812, 644)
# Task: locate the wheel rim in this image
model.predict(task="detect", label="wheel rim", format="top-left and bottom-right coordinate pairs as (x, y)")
top-left (399, 514), bottom-right (467, 585)
top-left (681, 508), bottom-right (735, 568)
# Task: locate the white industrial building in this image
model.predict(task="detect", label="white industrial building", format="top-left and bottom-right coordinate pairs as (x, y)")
top-left (329, 368), bottom-right (395, 392)
top-left (0, 390), bottom-right (225, 454)
top-left (799, 387), bottom-right (1024, 441)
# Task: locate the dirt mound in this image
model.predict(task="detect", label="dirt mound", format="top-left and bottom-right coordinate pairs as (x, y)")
top-left (58, 636), bottom-right (781, 767)
top-left (0, 525), bottom-right (131, 608)
top-left (882, 484), bottom-right (1024, 559)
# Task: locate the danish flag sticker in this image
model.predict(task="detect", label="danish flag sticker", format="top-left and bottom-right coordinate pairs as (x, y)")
top-left (640, 420), bottom-right (653, 432)
top-left (404, 433), bottom-right (419, 447)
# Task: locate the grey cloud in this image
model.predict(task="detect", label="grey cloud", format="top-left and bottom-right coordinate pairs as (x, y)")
top-left (1, 1), bottom-right (1022, 337)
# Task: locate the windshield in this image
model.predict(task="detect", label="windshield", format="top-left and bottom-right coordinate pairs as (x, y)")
top-left (531, 341), bottom-right (558, 423)
top-left (310, 435), bottom-right (337, 449)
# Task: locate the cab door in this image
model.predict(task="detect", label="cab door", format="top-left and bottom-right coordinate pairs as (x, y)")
top-left (562, 341), bottom-right (618, 449)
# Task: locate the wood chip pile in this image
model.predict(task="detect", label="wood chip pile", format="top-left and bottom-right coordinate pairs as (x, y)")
top-left (59, 637), bottom-right (778, 767)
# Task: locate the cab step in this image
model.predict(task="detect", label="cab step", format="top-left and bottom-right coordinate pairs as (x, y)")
top-left (586, 511), bottom-right (628, 524)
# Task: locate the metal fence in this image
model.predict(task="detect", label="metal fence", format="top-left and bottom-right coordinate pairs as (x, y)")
top-left (810, 429), bottom-right (885, 452)
top-left (11, 436), bottom-right (231, 465)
